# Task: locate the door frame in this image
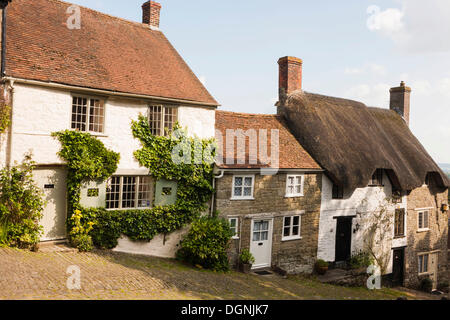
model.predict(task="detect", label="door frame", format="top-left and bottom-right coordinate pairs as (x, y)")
top-left (34, 165), bottom-right (68, 242)
top-left (391, 247), bottom-right (405, 286)
top-left (249, 218), bottom-right (274, 269)
top-left (334, 216), bottom-right (354, 262)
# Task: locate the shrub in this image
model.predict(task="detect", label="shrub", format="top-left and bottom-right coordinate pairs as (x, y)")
top-left (239, 249), bottom-right (255, 265)
top-left (438, 281), bottom-right (449, 293)
top-left (349, 251), bottom-right (373, 269)
top-left (69, 209), bottom-right (95, 252)
top-left (0, 154), bottom-right (45, 249)
top-left (315, 259), bottom-right (329, 268)
top-left (419, 277), bottom-right (433, 293)
top-left (177, 216), bottom-right (233, 272)
top-left (71, 234), bottom-right (93, 252)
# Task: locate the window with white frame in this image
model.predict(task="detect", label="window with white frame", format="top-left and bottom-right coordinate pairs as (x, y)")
top-left (71, 96), bottom-right (105, 133)
top-left (285, 175), bottom-right (304, 197)
top-left (418, 210), bottom-right (430, 231)
top-left (106, 176), bottom-right (153, 210)
top-left (282, 215), bottom-right (301, 240)
top-left (232, 175), bottom-right (254, 199)
top-left (148, 105), bottom-right (178, 137)
top-left (418, 254), bottom-right (429, 274)
top-left (228, 217), bottom-right (239, 239)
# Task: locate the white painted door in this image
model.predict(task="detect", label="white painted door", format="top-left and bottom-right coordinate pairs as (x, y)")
top-left (34, 168), bottom-right (68, 241)
top-left (429, 253), bottom-right (439, 290)
top-left (250, 219), bottom-right (273, 269)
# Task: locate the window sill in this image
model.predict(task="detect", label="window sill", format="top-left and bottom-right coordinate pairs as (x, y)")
top-left (285, 194), bottom-right (304, 199)
top-left (230, 197), bottom-right (255, 201)
top-left (394, 235), bottom-right (406, 239)
top-left (282, 236), bottom-right (302, 242)
top-left (417, 229), bottom-right (430, 233)
top-left (106, 207), bottom-right (152, 211)
top-left (232, 237), bottom-right (240, 240)
top-left (70, 129), bottom-right (108, 138)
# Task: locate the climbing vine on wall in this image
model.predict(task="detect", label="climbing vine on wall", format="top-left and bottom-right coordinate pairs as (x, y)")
top-left (52, 130), bottom-right (120, 234)
top-left (87, 116), bottom-right (216, 249)
top-left (53, 116), bottom-right (216, 250)
top-left (0, 104), bottom-right (11, 134)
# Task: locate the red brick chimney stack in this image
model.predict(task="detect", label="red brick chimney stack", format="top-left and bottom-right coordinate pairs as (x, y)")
top-left (278, 56), bottom-right (303, 104)
top-left (142, 1), bottom-right (162, 29)
top-left (390, 81), bottom-right (412, 126)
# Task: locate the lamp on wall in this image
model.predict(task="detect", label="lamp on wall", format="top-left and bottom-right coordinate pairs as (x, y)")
top-left (441, 203), bottom-right (449, 213)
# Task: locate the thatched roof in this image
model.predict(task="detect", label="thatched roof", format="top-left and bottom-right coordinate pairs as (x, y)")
top-left (282, 91), bottom-right (449, 191)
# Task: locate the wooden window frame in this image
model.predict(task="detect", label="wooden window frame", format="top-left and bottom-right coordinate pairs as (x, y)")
top-left (148, 105), bottom-right (178, 137)
top-left (394, 209), bottom-right (405, 237)
top-left (282, 215), bottom-right (302, 241)
top-left (418, 253), bottom-right (429, 275)
top-left (285, 174), bottom-right (305, 198)
top-left (231, 175), bottom-right (255, 200)
top-left (106, 176), bottom-right (153, 210)
top-left (417, 210), bottom-right (430, 232)
top-left (228, 217), bottom-right (239, 239)
top-left (332, 183), bottom-right (344, 199)
top-left (369, 169), bottom-right (384, 187)
top-left (71, 95), bottom-right (106, 134)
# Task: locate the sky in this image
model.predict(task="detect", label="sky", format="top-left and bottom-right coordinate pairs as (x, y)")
top-left (70, 0), bottom-right (450, 163)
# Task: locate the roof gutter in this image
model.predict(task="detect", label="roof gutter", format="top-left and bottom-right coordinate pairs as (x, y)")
top-left (2, 76), bottom-right (220, 108)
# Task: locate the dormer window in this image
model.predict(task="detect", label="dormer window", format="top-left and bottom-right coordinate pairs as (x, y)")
top-left (369, 169), bottom-right (383, 187)
top-left (332, 183), bottom-right (344, 199)
top-left (148, 105), bottom-right (178, 137)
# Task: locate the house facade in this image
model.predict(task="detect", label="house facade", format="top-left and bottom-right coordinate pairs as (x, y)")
top-left (276, 56), bottom-right (449, 289)
top-left (0, 0), bottom-right (218, 257)
top-left (213, 111), bottom-right (323, 273)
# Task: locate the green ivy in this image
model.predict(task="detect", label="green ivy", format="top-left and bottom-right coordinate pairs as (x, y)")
top-left (0, 104), bottom-right (11, 134)
top-left (87, 116), bottom-right (216, 248)
top-left (53, 116), bottom-right (216, 252)
top-left (52, 130), bottom-right (120, 234)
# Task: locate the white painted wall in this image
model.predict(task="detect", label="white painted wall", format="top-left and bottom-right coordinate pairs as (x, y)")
top-left (8, 83), bottom-right (216, 168)
top-left (7, 83), bottom-right (216, 258)
top-left (317, 172), bottom-right (407, 274)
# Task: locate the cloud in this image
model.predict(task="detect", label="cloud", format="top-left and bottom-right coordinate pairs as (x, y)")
top-left (366, 5), bottom-right (404, 35)
top-left (345, 63), bottom-right (387, 76)
top-left (367, 1), bottom-right (450, 53)
top-left (344, 83), bottom-right (390, 108)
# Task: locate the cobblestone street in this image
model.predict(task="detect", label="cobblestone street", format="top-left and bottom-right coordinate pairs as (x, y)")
top-left (0, 247), bottom-right (442, 300)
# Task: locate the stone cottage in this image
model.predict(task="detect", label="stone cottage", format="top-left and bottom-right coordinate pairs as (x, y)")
top-left (213, 110), bottom-right (323, 273)
top-left (0, 0), bottom-right (218, 257)
top-left (276, 56), bottom-right (449, 289)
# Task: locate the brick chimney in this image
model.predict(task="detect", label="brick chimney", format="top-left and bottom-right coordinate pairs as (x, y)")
top-left (278, 57), bottom-right (303, 105)
top-left (390, 81), bottom-right (411, 126)
top-left (142, 1), bottom-right (162, 29)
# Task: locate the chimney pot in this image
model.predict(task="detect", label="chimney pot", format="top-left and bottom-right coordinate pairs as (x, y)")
top-left (278, 56), bottom-right (303, 106)
top-left (390, 81), bottom-right (412, 126)
top-left (142, 1), bottom-right (162, 29)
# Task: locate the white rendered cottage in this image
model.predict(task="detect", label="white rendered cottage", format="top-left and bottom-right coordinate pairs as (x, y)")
top-left (0, 0), bottom-right (218, 257)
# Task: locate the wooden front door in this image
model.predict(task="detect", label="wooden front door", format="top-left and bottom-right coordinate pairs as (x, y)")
top-left (392, 248), bottom-right (405, 286)
top-left (34, 167), bottom-right (68, 241)
top-left (335, 217), bottom-right (353, 262)
top-left (429, 253), bottom-right (439, 290)
top-left (250, 219), bottom-right (273, 269)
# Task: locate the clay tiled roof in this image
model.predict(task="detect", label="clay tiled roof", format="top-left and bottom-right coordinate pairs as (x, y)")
top-left (5, 0), bottom-right (218, 106)
top-left (215, 111), bottom-right (321, 170)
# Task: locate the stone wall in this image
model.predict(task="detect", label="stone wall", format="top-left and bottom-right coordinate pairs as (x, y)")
top-left (404, 185), bottom-right (448, 289)
top-left (215, 171), bottom-right (322, 274)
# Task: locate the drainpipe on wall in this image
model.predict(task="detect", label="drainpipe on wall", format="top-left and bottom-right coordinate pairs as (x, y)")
top-left (5, 78), bottom-right (13, 168)
top-left (0, 0), bottom-right (11, 77)
top-left (210, 169), bottom-right (224, 216)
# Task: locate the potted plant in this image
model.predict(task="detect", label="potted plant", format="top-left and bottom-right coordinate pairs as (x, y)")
top-left (239, 249), bottom-right (255, 273)
top-left (315, 259), bottom-right (329, 275)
